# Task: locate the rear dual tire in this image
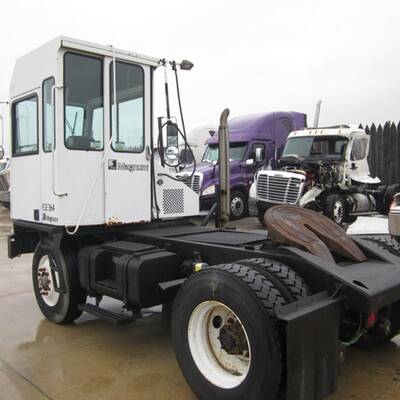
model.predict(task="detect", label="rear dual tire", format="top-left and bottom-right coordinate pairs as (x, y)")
top-left (172, 261), bottom-right (310, 400)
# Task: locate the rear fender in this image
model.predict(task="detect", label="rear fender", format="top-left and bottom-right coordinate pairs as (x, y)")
top-left (277, 291), bottom-right (343, 400)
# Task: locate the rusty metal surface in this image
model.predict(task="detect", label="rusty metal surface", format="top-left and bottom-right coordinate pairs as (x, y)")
top-left (265, 205), bottom-right (367, 263)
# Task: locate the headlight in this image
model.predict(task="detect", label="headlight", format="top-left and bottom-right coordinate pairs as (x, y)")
top-left (202, 185), bottom-right (215, 196)
top-left (249, 182), bottom-right (256, 199)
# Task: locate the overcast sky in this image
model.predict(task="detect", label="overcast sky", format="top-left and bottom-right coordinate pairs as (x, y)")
top-left (1, 0), bottom-right (400, 143)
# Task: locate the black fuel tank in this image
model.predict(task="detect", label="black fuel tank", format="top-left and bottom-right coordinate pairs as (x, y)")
top-left (79, 241), bottom-right (181, 308)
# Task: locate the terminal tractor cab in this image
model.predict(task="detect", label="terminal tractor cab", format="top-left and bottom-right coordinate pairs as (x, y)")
top-left (8, 38), bottom-right (400, 400)
top-left (10, 37), bottom-right (198, 228)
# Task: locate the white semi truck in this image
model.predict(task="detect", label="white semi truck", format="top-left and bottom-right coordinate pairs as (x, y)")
top-left (254, 126), bottom-right (399, 225)
top-left (7, 37), bottom-right (400, 400)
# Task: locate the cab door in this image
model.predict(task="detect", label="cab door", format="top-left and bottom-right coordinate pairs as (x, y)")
top-left (10, 91), bottom-right (41, 222)
top-left (104, 60), bottom-right (152, 224)
top-left (346, 133), bottom-right (379, 184)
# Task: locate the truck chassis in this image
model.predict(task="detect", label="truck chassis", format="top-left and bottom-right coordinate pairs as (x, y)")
top-left (8, 217), bottom-right (400, 400)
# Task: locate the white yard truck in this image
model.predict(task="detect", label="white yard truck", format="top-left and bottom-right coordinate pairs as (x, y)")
top-left (6, 38), bottom-right (400, 400)
top-left (255, 126), bottom-right (399, 225)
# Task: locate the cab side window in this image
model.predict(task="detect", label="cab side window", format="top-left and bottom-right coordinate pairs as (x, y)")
top-left (110, 61), bottom-right (144, 153)
top-left (351, 138), bottom-right (369, 161)
top-left (12, 95), bottom-right (38, 156)
top-left (64, 53), bottom-right (104, 151)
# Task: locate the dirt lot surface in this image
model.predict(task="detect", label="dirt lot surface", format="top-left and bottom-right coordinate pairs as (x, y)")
top-left (1, 207), bottom-right (400, 399)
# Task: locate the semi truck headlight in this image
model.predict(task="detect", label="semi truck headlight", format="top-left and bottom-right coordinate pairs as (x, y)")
top-left (202, 185), bottom-right (215, 196)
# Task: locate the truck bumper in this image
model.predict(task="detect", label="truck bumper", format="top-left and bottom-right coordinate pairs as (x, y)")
top-left (389, 212), bottom-right (400, 237)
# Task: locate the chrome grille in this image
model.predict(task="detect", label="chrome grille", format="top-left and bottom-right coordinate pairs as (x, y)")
top-left (257, 174), bottom-right (303, 204)
top-left (181, 173), bottom-right (201, 194)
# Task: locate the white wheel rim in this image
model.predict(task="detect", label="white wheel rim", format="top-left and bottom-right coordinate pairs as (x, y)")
top-left (188, 301), bottom-right (251, 389)
top-left (37, 255), bottom-right (60, 307)
top-left (333, 200), bottom-right (344, 223)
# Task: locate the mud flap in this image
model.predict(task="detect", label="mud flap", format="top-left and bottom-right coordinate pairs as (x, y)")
top-left (277, 291), bottom-right (342, 400)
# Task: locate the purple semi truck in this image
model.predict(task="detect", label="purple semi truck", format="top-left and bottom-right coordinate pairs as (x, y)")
top-left (178, 111), bottom-right (307, 219)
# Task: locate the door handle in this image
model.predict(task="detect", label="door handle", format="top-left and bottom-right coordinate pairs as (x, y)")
top-left (145, 145), bottom-right (152, 161)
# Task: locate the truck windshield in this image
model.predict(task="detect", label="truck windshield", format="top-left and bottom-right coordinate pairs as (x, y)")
top-left (282, 136), bottom-right (348, 161)
top-left (202, 143), bottom-right (247, 162)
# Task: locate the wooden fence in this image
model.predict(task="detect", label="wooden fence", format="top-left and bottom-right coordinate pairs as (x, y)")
top-left (359, 122), bottom-right (400, 186)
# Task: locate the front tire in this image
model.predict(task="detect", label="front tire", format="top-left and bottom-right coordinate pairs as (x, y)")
top-left (172, 264), bottom-right (284, 400)
top-left (32, 241), bottom-right (86, 324)
top-left (323, 193), bottom-right (346, 225)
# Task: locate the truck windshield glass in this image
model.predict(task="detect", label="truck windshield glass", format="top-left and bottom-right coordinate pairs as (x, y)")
top-left (64, 53), bottom-right (104, 151)
top-left (282, 136), bottom-right (348, 161)
top-left (202, 143), bottom-right (247, 162)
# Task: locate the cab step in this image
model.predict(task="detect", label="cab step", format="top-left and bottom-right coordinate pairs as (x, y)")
top-left (78, 303), bottom-right (138, 325)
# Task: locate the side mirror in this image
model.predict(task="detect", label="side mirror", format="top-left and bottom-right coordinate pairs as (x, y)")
top-left (179, 148), bottom-right (194, 164)
top-left (274, 146), bottom-right (281, 160)
top-left (0, 145), bottom-right (4, 160)
top-left (255, 147), bottom-right (263, 162)
top-left (245, 158), bottom-right (254, 166)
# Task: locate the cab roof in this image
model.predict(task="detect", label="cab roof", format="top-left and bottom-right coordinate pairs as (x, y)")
top-left (10, 36), bottom-right (161, 99)
top-left (208, 111), bottom-right (306, 144)
top-left (289, 126), bottom-right (366, 139)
